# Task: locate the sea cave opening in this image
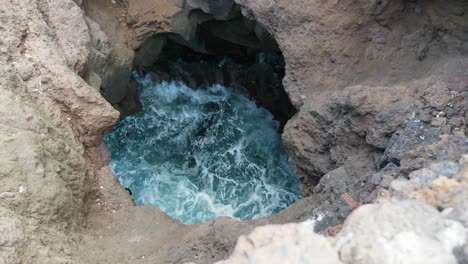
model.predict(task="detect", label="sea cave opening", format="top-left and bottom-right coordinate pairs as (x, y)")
top-left (104, 12), bottom-right (302, 224)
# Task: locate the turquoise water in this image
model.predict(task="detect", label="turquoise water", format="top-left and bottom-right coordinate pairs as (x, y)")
top-left (104, 75), bottom-right (301, 224)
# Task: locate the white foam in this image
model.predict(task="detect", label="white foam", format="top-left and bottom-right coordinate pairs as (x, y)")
top-left (105, 76), bottom-right (302, 224)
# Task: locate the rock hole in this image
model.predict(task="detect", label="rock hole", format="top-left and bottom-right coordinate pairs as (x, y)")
top-left (104, 5), bottom-right (302, 224)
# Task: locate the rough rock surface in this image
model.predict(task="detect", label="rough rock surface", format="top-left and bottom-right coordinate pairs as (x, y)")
top-left (236, 0), bottom-right (468, 107)
top-left (1, 0), bottom-right (468, 263)
top-left (126, 0), bottom-right (181, 47)
top-left (0, 0), bottom-right (118, 262)
top-left (217, 223), bottom-right (342, 264)
top-left (335, 200), bottom-right (466, 264)
top-left (221, 154), bottom-right (468, 263)
top-left (0, 2), bottom-right (257, 262)
top-left (80, 195), bottom-right (257, 263)
top-left (259, 135), bottom-right (468, 232)
top-left (283, 77), bottom-right (467, 195)
top-left (220, 201), bottom-right (467, 264)
top-left (83, 0), bottom-right (138, 116)
top-left (233, 0), bottom-right (468, 204)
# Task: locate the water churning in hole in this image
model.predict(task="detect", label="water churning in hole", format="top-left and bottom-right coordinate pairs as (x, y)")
top-left (104, 75), bottom-right (301, 224)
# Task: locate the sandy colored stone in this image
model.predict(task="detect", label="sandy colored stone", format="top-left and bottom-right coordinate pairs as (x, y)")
top-left (414, 176), bottom-right (468, 209)
top-left (126, 0), bottom-right (181, 47)
top-left (335, 200), bottom-right (466, 264)
top-left (0, 0), bottom-right (118, 262)
top-left (1, 0), bottom-right (468, 263)
top-left (217, 223), bottom-right (342, 264)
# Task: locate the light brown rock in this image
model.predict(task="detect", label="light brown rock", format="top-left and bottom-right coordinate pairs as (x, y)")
top-left (0, 0), bottom-right (117, 262)
top-left (334, 201), bottom-right (466, 264)
top-left (217, 223), bottom-right (342, 264)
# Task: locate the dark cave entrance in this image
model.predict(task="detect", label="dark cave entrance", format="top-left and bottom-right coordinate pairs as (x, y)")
top-left (103, 7), bottom-right (303, 224)
top-left (132, 15), bottom-right (297, 130)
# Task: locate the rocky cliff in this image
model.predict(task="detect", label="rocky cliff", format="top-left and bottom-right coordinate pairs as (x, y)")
top-left (0, 0), bottom-right (119, 262)
top-left (0, 0), bottom-right (467, 263)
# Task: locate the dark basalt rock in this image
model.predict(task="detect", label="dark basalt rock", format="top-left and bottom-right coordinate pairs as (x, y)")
top-left (379, 119), bottom-right (443, 168)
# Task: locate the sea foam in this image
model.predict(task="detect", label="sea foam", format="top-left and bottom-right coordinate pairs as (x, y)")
top-left (105, 75), bottom-right (301, 224)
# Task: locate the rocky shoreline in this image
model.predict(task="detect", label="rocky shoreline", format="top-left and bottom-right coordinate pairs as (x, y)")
top-left (0, 0), bottom-right (467, 263)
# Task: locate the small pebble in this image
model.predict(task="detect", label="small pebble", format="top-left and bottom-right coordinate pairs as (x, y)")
top-left (431, 117), bottom-right (447, 127)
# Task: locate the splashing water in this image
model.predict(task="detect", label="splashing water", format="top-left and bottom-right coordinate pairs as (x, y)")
top-left (104, 75), bottom-right (302, 224)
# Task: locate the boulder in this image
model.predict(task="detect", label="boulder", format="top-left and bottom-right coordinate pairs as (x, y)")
top-left (217, 223), bottom-right (342, 264)
top-left (335, 201), bottom-right (466, 264)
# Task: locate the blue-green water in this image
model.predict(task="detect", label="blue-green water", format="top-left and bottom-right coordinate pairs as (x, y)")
top-left (104, 75), bottom-right (301, 224)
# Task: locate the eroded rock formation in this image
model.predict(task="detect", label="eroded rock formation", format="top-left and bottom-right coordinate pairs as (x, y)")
top-left (0, 0), bottom-right (467, 263)
top-left (221, 199), bottom-right (467, 264)
top-left (0, 0), bottom-right (118, 262)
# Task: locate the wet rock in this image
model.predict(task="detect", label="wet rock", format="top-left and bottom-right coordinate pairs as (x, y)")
top-left (139, 34), bottom-right (295, 127)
